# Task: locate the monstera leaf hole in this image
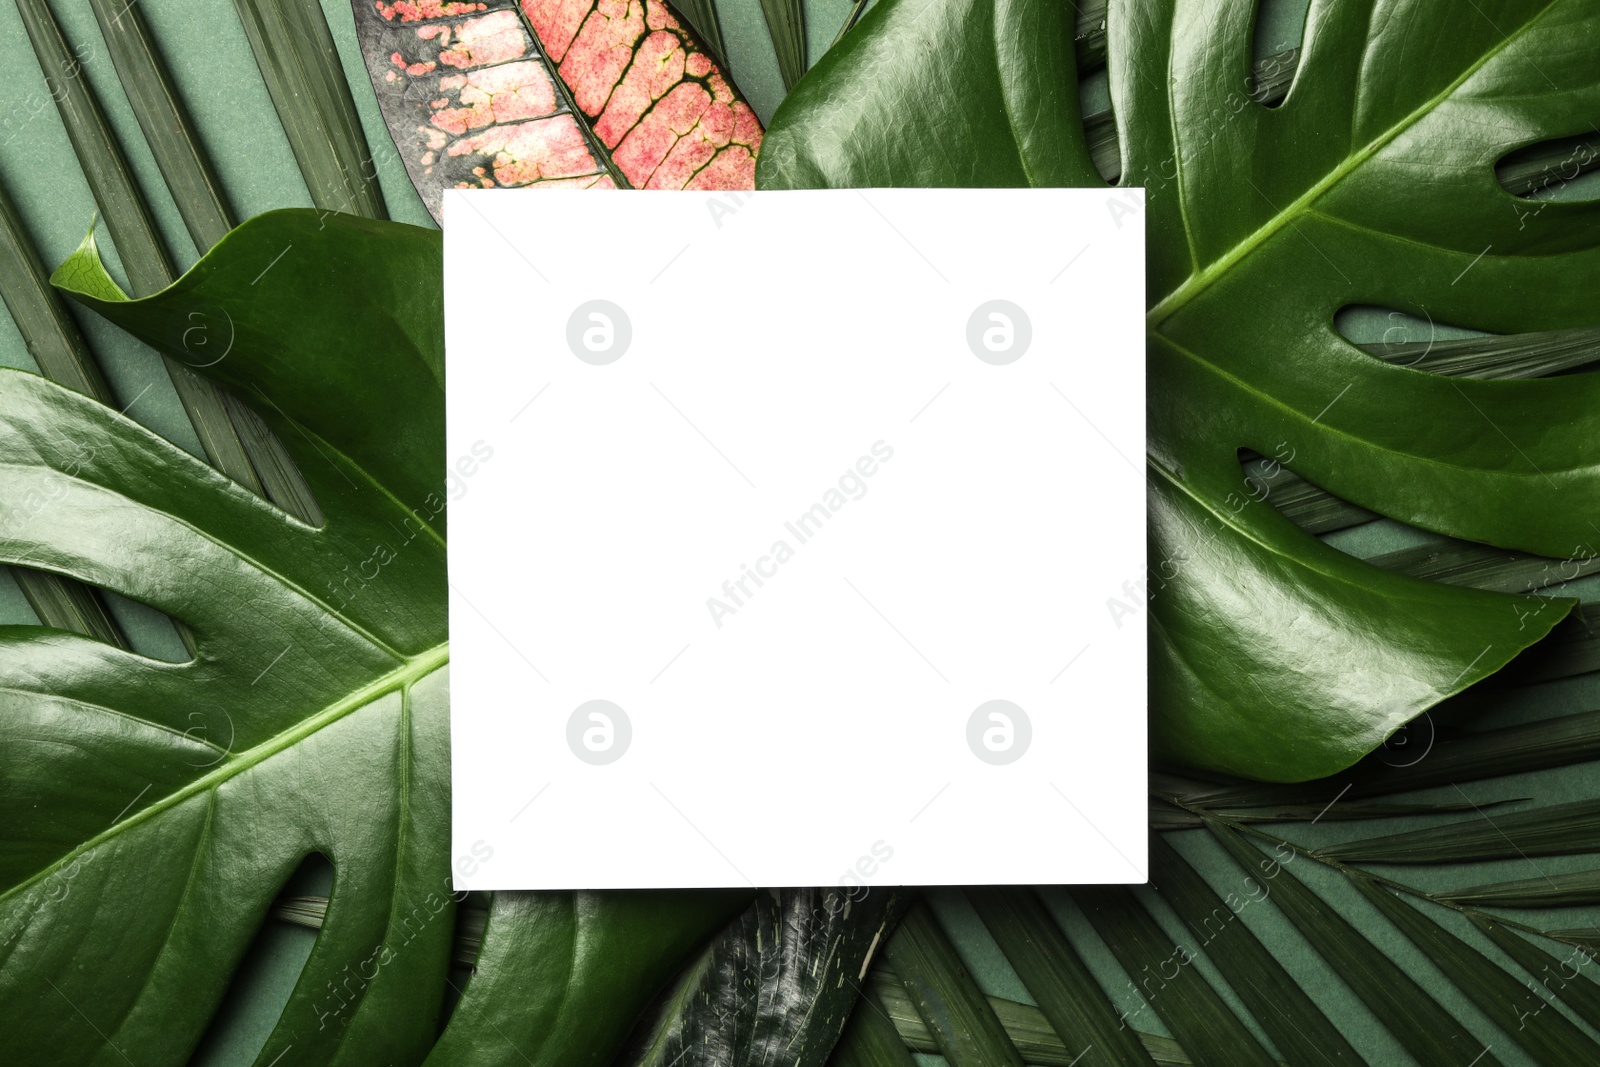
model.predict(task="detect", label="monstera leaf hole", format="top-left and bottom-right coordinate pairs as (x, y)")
top-left (1250, 0), bottom-right (1309, 107)
top-left (1496, 131), bottom-right (1600, 199)
top-left (188, 853), bottom-right (334, 1067)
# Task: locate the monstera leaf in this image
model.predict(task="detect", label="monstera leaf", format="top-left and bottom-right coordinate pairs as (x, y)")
top-left (0, 209), bottom-right (746, 1064)
top-left (757, 0), bottom-right (1600, 780)
top-left (350, 0), bottom-right (763, 221)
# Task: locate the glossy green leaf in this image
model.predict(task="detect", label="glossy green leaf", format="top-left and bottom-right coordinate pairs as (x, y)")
top-left (0, 209), bottom-right (746, 1064)
top-left (757, 0), bottom-right (1600, 781)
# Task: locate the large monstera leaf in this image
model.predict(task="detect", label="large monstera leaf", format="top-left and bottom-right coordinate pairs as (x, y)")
top-left (757, 0), bottom-right (1600, 780)
top-left (350, 0), bottom-right (763, 221)
top-left (0, 209), bottom-right (745, 1065)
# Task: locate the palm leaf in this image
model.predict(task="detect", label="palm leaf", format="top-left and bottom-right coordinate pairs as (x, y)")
top-left (233, 0), bottom-right (387, 218)
top-left (759, 0), bottom-right (806, 91)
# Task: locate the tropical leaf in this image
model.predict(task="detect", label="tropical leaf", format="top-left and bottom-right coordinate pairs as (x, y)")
top-left (0, 176), bottom-right (127, 648)
top-left (234, 0), bottom-right (389, 219)
top-left (0, 209), bottom-right (749, 1064)
top-left (349, 0), bottom-right (763, 221)
top-left (880, 904), bottom-right (1025, 1067)
top-left (620, 888), bottom-right (902, 1067)
top-left (756, 0), bottom-right (1600, 782)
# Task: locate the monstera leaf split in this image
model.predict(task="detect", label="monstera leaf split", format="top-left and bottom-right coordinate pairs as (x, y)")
top-left (757, 0), bottom-right (1600, 781)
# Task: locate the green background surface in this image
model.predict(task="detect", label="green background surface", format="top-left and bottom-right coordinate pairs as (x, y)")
top-left (1, 1), bottom-right (1597, 1064)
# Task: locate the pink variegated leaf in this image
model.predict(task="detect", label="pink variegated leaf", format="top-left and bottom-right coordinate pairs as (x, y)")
top-left (351, 0), bottom-right (762, 220)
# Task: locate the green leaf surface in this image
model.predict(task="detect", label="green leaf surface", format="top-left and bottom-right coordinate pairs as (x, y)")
top-left (0, 208), bottom-right (746, 1065)
top-left (755, 0), bottom-right (1600, 781)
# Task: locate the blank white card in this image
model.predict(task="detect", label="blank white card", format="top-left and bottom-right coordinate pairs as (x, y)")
top-left (445, 187), bottom-right (1146, 890)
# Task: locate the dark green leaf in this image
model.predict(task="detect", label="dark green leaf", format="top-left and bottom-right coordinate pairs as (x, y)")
top-left (87, 0), bottom-right (237, 251)
top-left (54, 211), bottom-right (441, 522)
top-left (1072, 0), bottom-right (1106, 70)
top-left (758, 0), bottom-right (1600, 781)
top-left (1367, 327), bottom-right (1600, 379)
top-left (1207, 825), bottom-right (1504, 1067)
top-left (1241, 454), bottom-right (1377, 535)
top-left (6, 566), bottom-right (126, 647)
top-left (882, 903), bottom-right (1025, 1067)
top-left (1319, 799), bottom-right (1600, 865)
top-left (619, 887), bottom-right (903, 1067)
top-left (1179, 705), bottom-right (1600, 810)
top-left (0, 209), bottom-right (745, 1063)
top-left (1443, 868), bottom-right (1600, 908)
top-left (831, 989), bottom-right (922, 1067)
top-left (0, 169), bottom-right (127, 646)
top-left (1471, 914), bottom-right (1600, 1033)
top-left (967, 887), bottom-right (1158, 1067)
top-left (13, 0), bottom-right (302, 514)
top-left (233, 0), bottom-right (387, 219)
top-left (1496, 131), bottom-right (1600, 197)
top-left (866, 969), bottom-right (1194, 1067)
top-left (1070, 887), bottom-right (1277, 1067)
top-left (760, 0), bottom-right (806, 91)
top-left (1147, 835), bottom-right (1364, 1065)
top-left (1515, 602), bottom-right (1600, 683)
top-left (15, 0), bottom-right (175, 292)
top-left (0, 181), bottom-right (113, 402)
top-left (1370, 538), bottom-right (1598, 596)
top-left (1349, 875), bottom-right (1600, 1064)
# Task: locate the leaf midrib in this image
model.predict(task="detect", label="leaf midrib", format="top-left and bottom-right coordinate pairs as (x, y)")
top-left (1143, 0), bottom-right (1562, 332)
top-left (0, 640), bottom-right (450, 906)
